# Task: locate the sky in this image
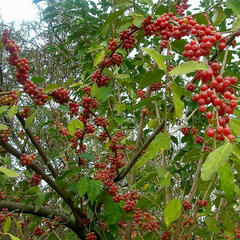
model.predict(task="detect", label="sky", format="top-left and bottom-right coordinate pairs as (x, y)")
top-left (0, 0), bottom-right (200, 24)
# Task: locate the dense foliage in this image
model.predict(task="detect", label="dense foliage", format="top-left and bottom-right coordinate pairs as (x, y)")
top-left (0, 0), bottom-right (240, 239)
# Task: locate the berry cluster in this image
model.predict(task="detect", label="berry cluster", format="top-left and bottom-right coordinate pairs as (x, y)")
top-left (108, 38), bottom-right (118, 51)
top-left (30, 174), bottom-right (42, 186)
top-left (55, 121), bottom-right (69, 136)
top-left (98, 53), bottom-right (122, 69)
top-left (0, 127), bottom-right (10, 142)
top-left (0, 190), bottom-right (7, 200)
top-left (175, 0), bottom-right (189, 16)
top-left (182, 201), bottom-right (192, 210)
top-left (2, 29), bottom-right (47, 106)
top-left (33, 226), bottom-right (45, 236)
top-left (120, 29), bottom-right (136, 49)
top-left (0, 208), bottom-right (13, 224)
top-left (86, 232), bottom-right (97, 240)
top-left (69, 102), bottom-right (79, 117)
top-left (0, 90), bottom-right (18, 106)
top-left (52, 87), bottom-right (70, 104)
top-left (91, 70), bottom-right (110, 87)
top-left (20, 153), bottom-right (36, 166)
top-left (18, 107), bottom-right (30, 118)
top-left (196, 199), bottom-right (207, 207)
top-left (93, 117), bottom-right (109, 127)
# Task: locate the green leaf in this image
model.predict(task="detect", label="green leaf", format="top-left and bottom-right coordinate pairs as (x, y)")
top-left (35, 194), bottom-right (46, 212)
top-left (218, 162), bottom-right (235, 201)
top-left (230, 118), bottom-right (240, 135)
top-left (0, 124), bottom-right (8, 130)
top-left (171, 81), bottom-right (184, 118)
top-left (68, 119), bottom-right (84, 135)
top-left (225, 0), bottom-right (240, 16)
top-left (4, 233), bottom-right (20, 240)
top-left (95, 86), bottom-right (110, 101)
top-left (7, 105), bottom-right (18, 119)
top-left (3, 216), bottom-right (11, 233)
top-left (164, 198), bottom-right (182, 227)
top-left (212, 7), bottom-right (226, 26)
top-left (135, 133), bottom-right (170, 169)
top-left (232, 16), bottom-right (240, 31)
top-left (139, 69), bottom-right (164, 88)
top-left (193, 13), bottom-right (208, 26)
top-left (78, 153), bottom-right (95, 162)
top-left (169, 61), bottom-right (208, 76)
top-left (87, 180), bottom-right (102, 205)
top-left (25, 112), bottom-right (36, 129)
top-left (0, 167), bottom-right (19, 177)
top-left (171, 40), bottom-right (188, 54)
top-left (44, 83), bottom-right (59, 93)
top-left (94, 50), bottom-right (105, 67)
top-left (0, 106), bottom-right (9, 114)
top-left (201, 143), bottom-right (232, 181)
top-left (206, 217), bottom-right (220, 234)
top-left (232, 144), bottom-right (240, 161)
top-left (130, 13), bottom-right (145, 28)
top-left (87, 45), bottom-right (105, 53)
top-left (102, 8), bottom-right (128, 37)
top-left (142, 47), bottom-right (167, 73)
top-left (104, 198), bottom-right (123, 226)
top-left (77, 177), bottom-right (90, 197)
top-left (13, 218), bottom-right (24, 239)
top-left (32, 76), bottom-right (45, 84)
top-left (116, 103), bottom-right (126, 114)
top-left (183, 149), bottom-right (202, 163)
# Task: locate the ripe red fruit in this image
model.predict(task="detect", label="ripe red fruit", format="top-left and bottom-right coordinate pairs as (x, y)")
top-left (199, 105), bottom-right (206, 112)
top-left (222, 127), bottom-right (231, 136)
top-left (205, 111), bottom-right (213, 119)
top-left (206, 128), bottom-right (215, 138)
top-left (227, 134), bottom-right (235, 142)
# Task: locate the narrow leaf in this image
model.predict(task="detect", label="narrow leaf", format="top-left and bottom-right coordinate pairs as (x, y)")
top-left (25, 112), bottom-right (36, 129)
top-left (169, 61), bottom-right (208, 76)
top-left (8, 105), bottom-right (18, 119)
top-left (0, 167), bottom-right (19, 177)
top-left (201, 143), bottom-right (232, 181)
top-left (142, 47), bottom-right (167, 72)
top-left (3, 216), bottom-right (11, 233)
top-left (171, 81), bottom-right (184, 118)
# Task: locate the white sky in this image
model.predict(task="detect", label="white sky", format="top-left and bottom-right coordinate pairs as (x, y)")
top-left (0, 0), bottom-right (200, 24)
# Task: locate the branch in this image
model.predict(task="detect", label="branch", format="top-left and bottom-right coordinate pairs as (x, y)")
top-left (16, 114), bottom-right (58, 178)
top-left (0, 140), bottom-right (85, 230)
top-left (114, 105), bottom-right (174, 182)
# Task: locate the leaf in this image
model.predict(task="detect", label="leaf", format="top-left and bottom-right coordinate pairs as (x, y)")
top-left (171, 40), bottom-right (188, 54)
top-left (0, 167), bottom-right (19, 177)
top-left (0, 124), bottom-right (9, 130)
top-left (169, 61), bottom-right (208, 76)
top-left (68, 119), bottom-right (84, 135)
top-left (206, 217), bottom-right (220, 234)
top-left (232, 144), bottom-right (240, 161)
top-left (78, 153), bottom-right (95, 162)
top-left (32, 76), bottom-right (45, 84)
top-left (212, 7), bottom-right (226, 26)
top-left (13, 218), bottom-right (24, 239)
top-left (139, 69), bottom-right (164, 88)
top-left (193, 13), bottom-right (208, 26)
top-left (164, 198), bottom-right (182, 227)
top-left (44, 83), bottom-right (59, 93)
top-left (130, 13), bottom-right (145, 28)
top-left (35, 194), bottom-right (46, 212)
top-left (232, 16), bottom-right (240, 31)
top-left (230, 118), bottom-right (240, 135)
top-left (142, 47), bottom-right (167, 72)
top-left (102, 8), bottom-right (128, 36)
top-left (7, 105), bottom-right (18, 119)
top-left (94, 50), bottom-right (105, 67)
top-left (77, 177), bottom-right (90, 197)
top-left (5, 233), bottom-right (20, 240)
top-left (0, 106), bottom-right (9, 114)
top-left (3, 216), bottom-right (11, 233)
top-left (182, 149), bottom-right (202, 163)
top-left (171, 81), bottom-right (184, 118)
top-left (135, 133), bottom-right (170, 169)
top-left (87, 45), bottom-right (105, 53)
top-left (87, 180), bottom-right (102, 205)
top-left (218, 162), bottom-right (235, 201)
top-left (25, 112), bottom-right (36, 129)
top-left (225, 0), bottom-right (240, 16)
top-left (201, 143), bottom-right (232, 181)
top-left (104, 198), bottom-right (123, 226)
top-left (116, 103), bottom-right (126, 114)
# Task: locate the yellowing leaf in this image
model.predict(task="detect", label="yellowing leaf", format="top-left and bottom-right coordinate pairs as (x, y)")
top-left (8, 105), bottom-right (18, 119)
top-left (164, 199), bottom-right (182, 227)
top-left (94, 50), bottom-right (105, 67)
top-left (68, 119), bottom-right (84, 135)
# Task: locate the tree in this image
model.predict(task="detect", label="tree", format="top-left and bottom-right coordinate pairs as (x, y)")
top-left (0, 0), bottom-right (240, 239)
